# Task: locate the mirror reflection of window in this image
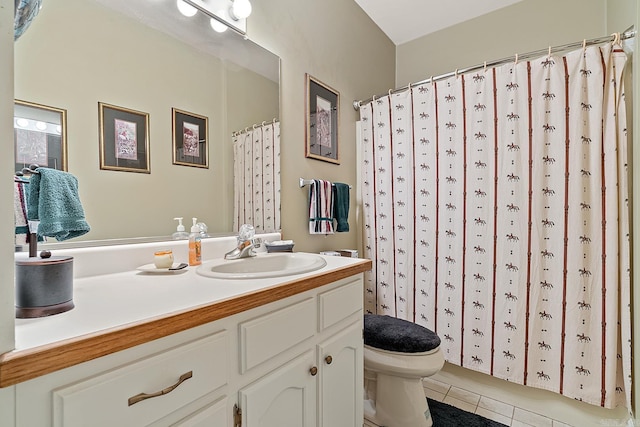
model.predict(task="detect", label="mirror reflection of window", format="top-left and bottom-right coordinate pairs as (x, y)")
top-left (14, 100), bottom-right (67, 173)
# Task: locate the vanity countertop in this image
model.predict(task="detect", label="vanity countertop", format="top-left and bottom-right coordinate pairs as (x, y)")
top-left (0, 253), bottom-right (371, 387)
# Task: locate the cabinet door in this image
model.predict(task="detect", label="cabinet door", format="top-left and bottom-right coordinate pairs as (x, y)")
top-left (318, 321), bottom-right (363, 427)
top-left (239, 351), bottom-right (316, 427)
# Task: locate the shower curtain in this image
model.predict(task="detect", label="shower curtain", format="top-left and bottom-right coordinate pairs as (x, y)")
top-left (359, 42), bottom-right (631, 409)
top-left (232, 121), bottom-right (281, 233)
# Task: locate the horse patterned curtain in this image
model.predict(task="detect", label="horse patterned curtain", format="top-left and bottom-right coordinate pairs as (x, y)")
top-left (232, 121), bottom-right (281, 233)
top-left (359, 43), bottom-right (631, 409)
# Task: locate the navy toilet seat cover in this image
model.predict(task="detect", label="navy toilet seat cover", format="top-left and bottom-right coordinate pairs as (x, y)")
top-left (364, 314), bottom-right (441, 353)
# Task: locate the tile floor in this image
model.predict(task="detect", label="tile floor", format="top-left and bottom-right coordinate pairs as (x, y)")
top-left (363, 376), bottom-right (572, 427)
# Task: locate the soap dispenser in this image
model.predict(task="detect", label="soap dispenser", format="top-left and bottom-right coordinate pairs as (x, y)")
top-left (188, 217), bottom-right (202, 266)
top-left (172, 217), bottom-right (189, 240)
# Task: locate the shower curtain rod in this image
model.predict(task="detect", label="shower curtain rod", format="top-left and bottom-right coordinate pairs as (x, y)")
top-left (231, 118), bottom-right (279, 137)
top-left (353, 29), bottom-right (636, 110)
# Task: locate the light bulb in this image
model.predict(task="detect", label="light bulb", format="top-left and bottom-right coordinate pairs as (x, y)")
top-left (209, 10), bottom-right (228, 33)
top-left (230, 0), bottom-right (252, 20)
top-left (16, 118), bottom-right (29, 127)
top-left (176, 0), bottom-right (197, 17)
top-left (36, 121), bottom-right (47, 130)
top-left (210, 16), bottom-right (228, 33)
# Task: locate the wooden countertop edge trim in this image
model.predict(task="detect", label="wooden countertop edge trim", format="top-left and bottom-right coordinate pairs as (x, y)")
top-left (0, 259), bottom-right (371, 387)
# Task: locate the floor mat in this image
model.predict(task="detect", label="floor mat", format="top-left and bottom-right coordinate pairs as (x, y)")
top-left (428, 398), bottom-right (508, 427)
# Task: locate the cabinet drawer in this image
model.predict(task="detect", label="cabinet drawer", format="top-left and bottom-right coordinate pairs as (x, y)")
top-left (53, 332), bottom-right (228, 427)
top-left (240, 297), bottom-right (316, 373)
top-left (171, 396), bottom-right (227, 427)
top-left (318, 278), bottom-right (363, 331)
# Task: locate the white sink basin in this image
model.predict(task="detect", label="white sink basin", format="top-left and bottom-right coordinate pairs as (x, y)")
top-left (196, 253), bottom-right (328, 279)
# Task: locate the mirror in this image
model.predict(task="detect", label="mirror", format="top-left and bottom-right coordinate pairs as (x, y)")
top-left (13, 0), bottom-right (280, 249)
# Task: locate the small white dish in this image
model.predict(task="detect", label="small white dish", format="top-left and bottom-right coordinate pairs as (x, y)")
top-left (137, 263), bottom-right (188, 274)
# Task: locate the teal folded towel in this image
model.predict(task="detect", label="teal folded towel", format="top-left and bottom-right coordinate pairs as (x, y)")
top-left (26, 168), bottom-right (90, 241)
top-left (332, 182), bottom-right (350, 232)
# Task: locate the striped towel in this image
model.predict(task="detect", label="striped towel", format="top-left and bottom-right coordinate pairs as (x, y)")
top-left (308, 179), bottom-right (334, 234)
top-left (14, 181), bottom-right (29, 245)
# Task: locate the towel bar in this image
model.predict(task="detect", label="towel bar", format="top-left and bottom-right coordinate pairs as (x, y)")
top-left (299, 178), bottom-right (352, 189)
top-left (16, 163), bottom-right (41, 177)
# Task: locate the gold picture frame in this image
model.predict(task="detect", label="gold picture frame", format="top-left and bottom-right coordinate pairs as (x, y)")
top-left (172, 108), bottom-right (209, 168)
top-left (98, 102), bottom-right (150, 173)
top-left (305, 74), bottom-right (339, 164)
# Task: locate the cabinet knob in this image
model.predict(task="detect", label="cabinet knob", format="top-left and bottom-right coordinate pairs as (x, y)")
top-left (310, 366), bottom-right (318, 376)
top-left (325, 355), bottom-right (333, 365)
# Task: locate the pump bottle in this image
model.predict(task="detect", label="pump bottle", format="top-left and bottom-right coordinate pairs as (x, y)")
top-left (172, 217), bottom-right (189, 240)
top-left (188, 217), bottom-right (202, 266)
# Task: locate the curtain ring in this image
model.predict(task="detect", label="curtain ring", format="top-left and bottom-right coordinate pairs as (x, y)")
top-left (514, 53), bottom-right (518, 64)
top-left (372, 95), bottom-right (376, 102)
top-left (430, 76), bottom-right (434, 85)
top-left (611, 32), bottom-right (620, 46)
top-left (548, 46), bottom-right (552, 57)
top-left (388, 89), bottom-right (393, 97)
top-left (273, 118), bottom-right (277, 123)
top-left (483, 61), bottom-right (487, 73)
top-left (582, 39), bottom-right (587, 51)
top-left (262, 121), bottom-right (266, 126)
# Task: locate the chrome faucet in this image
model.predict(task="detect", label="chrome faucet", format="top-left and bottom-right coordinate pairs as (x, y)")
top-left (225, 224), bottom-right (257, 260)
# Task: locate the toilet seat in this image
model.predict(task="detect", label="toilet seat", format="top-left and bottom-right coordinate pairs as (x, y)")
top-left (364, 314), bottom-right (441, 353)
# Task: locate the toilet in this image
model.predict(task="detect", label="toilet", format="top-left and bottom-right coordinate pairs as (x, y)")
top-left (363, 314), bottom-right (444, 427)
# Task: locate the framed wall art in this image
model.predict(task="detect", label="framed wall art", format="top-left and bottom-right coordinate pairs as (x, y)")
top-left (305, 74), bottom-right (339, 164)
top-left (172, 108), bottom-right (208, 168)
top-left (99, 102), bottom-right (150, 173)
top-left (14, 99), bottom-right (68, 173)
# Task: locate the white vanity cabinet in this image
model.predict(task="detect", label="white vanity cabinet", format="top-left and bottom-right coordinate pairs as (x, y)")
top-left (12, 274), bottom-right (365, 427)
top-left (238, 276), bottom-right (364, 427)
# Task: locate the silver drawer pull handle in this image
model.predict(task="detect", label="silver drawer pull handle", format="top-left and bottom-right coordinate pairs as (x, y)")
top-left (128, 371), bottom-right (193, 406)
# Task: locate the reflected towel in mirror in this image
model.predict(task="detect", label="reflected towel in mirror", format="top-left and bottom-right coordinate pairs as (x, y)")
top-left (26, 168), bottom-right (90, 241)
top-left (14, 181), bottom-right (29, 245)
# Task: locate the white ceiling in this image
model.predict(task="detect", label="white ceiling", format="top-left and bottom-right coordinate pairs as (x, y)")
top-left (354, 0), bottom-right (524, 45)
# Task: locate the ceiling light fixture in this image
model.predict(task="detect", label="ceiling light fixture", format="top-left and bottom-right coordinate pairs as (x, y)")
top-left (177, 0), bottom-right (251, 35)
top-left (176, 0), bottom-right (197, 17)
top-left (229, 0), bottom-right (252, 20)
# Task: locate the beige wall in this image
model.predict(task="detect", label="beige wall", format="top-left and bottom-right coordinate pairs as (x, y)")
top-left (607, 0), bottom-right (637, 32)
top-left (247, 0), bottom-right (396, 253)
top-left (14, 0), bottom-right (278, 240)
top-left (396, 0), bottom-right (606, 87)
